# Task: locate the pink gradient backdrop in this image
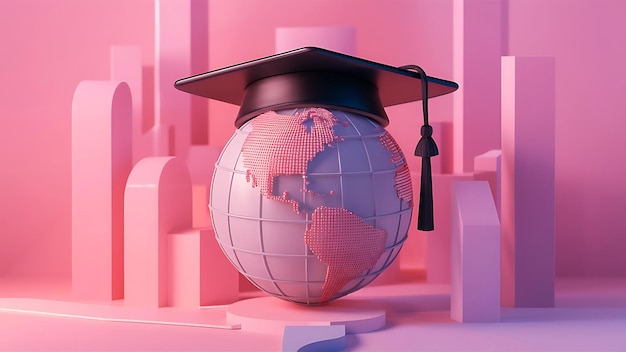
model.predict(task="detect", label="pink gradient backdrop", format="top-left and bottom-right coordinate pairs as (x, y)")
top-left (1, 0), bottom-right (625, 287)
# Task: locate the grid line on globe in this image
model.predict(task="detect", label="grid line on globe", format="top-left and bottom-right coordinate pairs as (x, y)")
top-left (210, 107), bottom-right (413, 305)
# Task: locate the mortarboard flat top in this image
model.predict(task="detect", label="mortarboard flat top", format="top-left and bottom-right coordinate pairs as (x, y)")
top-left (174, 47), bottom-right (458, 127)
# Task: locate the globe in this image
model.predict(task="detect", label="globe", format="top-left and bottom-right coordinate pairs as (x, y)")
top-left (210, 107), bottom-right (413, 305)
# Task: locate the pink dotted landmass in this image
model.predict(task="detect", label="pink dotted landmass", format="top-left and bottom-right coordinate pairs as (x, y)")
top-left (380, 132), bottom-right (413, 208)
top-left (305, 206), bottom-right (388, 302)
top-left (240, 108), bottom-right (398, 302)
top-left (241, 108), bottom-right (338, 213)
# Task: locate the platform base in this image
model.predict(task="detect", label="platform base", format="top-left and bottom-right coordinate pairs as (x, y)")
top-left (227, 296), bottom-right (386, 334)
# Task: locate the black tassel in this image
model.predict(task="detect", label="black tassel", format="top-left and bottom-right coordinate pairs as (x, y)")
top-left (415, 125), bottom-right (438, 231)
top-left (399, 64), bottom-right (438, 231)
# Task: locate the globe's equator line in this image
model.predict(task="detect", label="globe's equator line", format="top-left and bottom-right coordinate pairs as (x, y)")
top-left (214, 162), bottom-right (402, 177)
top-left (215, 234), bottom-right (408, 258)
top-left (209, 205), bottom-right (412, 223)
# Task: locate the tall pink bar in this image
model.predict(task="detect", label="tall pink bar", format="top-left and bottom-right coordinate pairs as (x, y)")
top-left (501, 56), bottom-right (555, 307)
top-left (474, 150), bottom-right (502, 218)
top-left (275, 26), bottom-right (356, 55)
top-left (71, 81), bottom-right (132, 300)
top-left (111, 45), bottom-right (144, 164)
top-left (423, 173), bottom-right (473, 284)
top-left (110, 45), bottom-right (151, 165)
top-left (451, 181), bottom-right (500, 322)
top-left (452, 0), bottom-right (502, 173)
top-left (124, 157), bottom-right (192, 307)
top-left (155, 0), bottom-right (208, 158)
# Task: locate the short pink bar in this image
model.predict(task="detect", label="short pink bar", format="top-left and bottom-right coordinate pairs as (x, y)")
top-left (71, 81), bottom-right (132, 301)
top-left (474, 150), bottom-right (502, 218)
top-left (424, 173), bottom-right (473, 284)
top-left (168, 228), bottom-right (239, 307)
top-left (451, 181), bottom-right (500, 322)
top-left (501, 56), bottom-right (556, 307)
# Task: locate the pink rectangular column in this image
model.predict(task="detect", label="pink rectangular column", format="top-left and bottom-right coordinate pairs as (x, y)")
top-left (474, 150), bottom-right (502, 218)
top-left (501, 56), bottom-right (555, 307)
top-left (71, 81), bottom-right (132, 300)
top-left (420, 173), bottom-right (473, 284)
top-left (110, 45), bottom-right (149, 164)
top-left (275, 26), bottom-right (356, 55)
top-left (186, 145), bottom-right (222, 228)
top-left (451, 181), bottom-right (500, 322)
top-left (155, 0), bottom-right (208, 158)
top-left (192, 185), bottom-right (211, 228)
top-left (168, 228), bottom-right (239, 307)
top-left (452, 0), bottom-right (502, 173)
top-left (124, 157), bottom-right (192, 307)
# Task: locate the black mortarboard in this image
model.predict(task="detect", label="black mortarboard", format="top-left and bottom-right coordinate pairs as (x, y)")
top-left (174, 47), bottom-right (458, 231)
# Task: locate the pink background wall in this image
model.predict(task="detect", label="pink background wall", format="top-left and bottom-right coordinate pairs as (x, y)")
top-left (0, 0), bottom-right (624, 282)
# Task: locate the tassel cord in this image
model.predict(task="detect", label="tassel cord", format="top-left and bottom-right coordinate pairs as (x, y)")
top-left (399, 64), bottom-right (438, 231)
top-left (399, 65), bottom-right (430, 128)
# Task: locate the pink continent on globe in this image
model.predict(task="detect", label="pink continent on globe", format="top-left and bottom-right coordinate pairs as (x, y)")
top-left (304, 206), bottom-right (388, 302)
top-left (240, 108), bottom-right (404, 303)
top-left (380, 132), bottom-right (413, 208)
top-left (241, 108), bottom-right (337, 213)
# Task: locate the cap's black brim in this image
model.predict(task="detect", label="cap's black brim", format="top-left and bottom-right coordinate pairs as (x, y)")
top-left (174, 47), bottom-right (458, 126)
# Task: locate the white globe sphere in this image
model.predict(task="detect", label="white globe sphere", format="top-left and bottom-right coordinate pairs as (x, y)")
top-left (210, 107), bottom-right (413, 305)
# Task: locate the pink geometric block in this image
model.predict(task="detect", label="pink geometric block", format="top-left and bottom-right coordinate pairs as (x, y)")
top-left (451, 181), bottom-right (500, 323)
top-left (501, 56), bottom-right (556, 307)
top-left (452, 0), bottom-right (502, 173)
top-left (423, 173), bottom-right (473, 284)
top-left (187, 145), bottom-right (222, 228)
top-left (110, 45), bottom-right (148, 165)
top-left (155, 0), bottom-right (208, 158)
top-left (275, 26), bottom-right (356, 55)
top-left (200, 230), bottom-right (239, 305)
top-left (167, 228), bottom-right (206, 308)
top-left (168, 228), bottom-right (238, 307)
top-left (186, 145), bottom-right (222, 186)
top-left (150, 124), bottom-right (172, 157)
top-left (124, 157), bottom-right (192, 307)
top-left (191, 185), bottom-right (211, 228)
top-left (168, 228), bottom-right (239, 308)
top-left (71, 80), bottom-right (132, 301)
top-left (474, 150), bottom-right (502, 218)
top-left (227, 297), bottom-right (385, 335)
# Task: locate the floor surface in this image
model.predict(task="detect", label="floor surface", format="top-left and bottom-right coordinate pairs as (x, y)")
top-left (1, 277), bottom-right (625, 351)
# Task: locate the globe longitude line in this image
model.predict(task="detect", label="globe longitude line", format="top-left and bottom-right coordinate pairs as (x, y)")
top-left (378, 132), bottom-right (408, 278)
top-left (292, 108), bottom-right (315, 304)
top-left (256, 172), bottom-right (290, 299)
top-left (223, 131), bottom-right (247, 276)
top-left (335, 110), bottom-right (375, 296)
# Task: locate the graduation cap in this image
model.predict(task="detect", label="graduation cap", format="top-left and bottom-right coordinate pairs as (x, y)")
top-left (174, 47), bottom-right (458, 231)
